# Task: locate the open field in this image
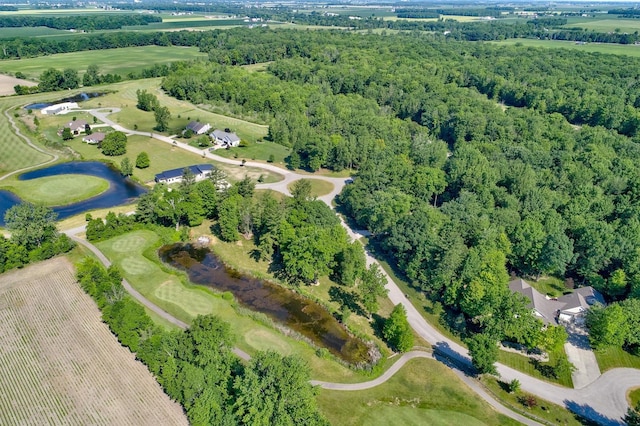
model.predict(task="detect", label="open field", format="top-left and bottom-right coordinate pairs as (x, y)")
top-left (0, 257), bottom-right (187, 425)
top-left (0, 46), bottom-right (207, 80)
top-left (492, 38), bottom-right (640, 58)
top-left (95, 229), bottom-right (364, 383)
top-left (0, 26), bottom-right (69, 39)
top-left (564, 18), bottom-right (640, 33)
top-left (0, 174), bottom-right (108, 206)
top-left (0, 74), bottom-right (37, 95)
top-left (318, 357), bottom-right (518, 426)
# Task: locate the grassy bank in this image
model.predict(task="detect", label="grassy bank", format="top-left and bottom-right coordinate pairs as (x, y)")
top-left (595, 346), bottom-right (640, 372)
top-left (318, 357), bottom-right (519, 426)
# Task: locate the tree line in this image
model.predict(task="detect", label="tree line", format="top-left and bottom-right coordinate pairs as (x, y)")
top-left (0, 14), bottom-right (161, 31)
top-left (76, 258), bottom-right (328, 425)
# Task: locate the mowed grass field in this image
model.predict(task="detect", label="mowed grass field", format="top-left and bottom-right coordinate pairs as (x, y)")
top-left (318, 358), bottom-right (519, 426)
top-left (0, 46), bottom-right (207, 80)
top-left (492, 38), bottom-right (640, 57)
top-left (287, 178), bottom-right (335, 197)
top-left (95, 229), bottom-right (362, 383)
top-left (0, 257), bottom-right (187, 425)
top-left (0, 174), bottom-right (109, 206)
top-left (564, 17), bottom-right (640, 33)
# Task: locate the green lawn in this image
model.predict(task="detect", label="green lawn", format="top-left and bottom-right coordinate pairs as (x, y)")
top-left (0, 174), bottom-right (108, 206)
top-left (564, 18), bottom-right (640, 33)
top-left (0, 27), bottom-right (68, 39)
top-left (95, 229), bottom-right (366, 383)
top-left (629, 388), bottom-right (640, 408)
top-left (0, 46), bottom-right (207, 80)
top-left (287, 178), bottom-right (335, 197)
top-left (594, 346), bottom-right (640, 372)
top-left (0, 96), bottom-right (57, 177)
top-left (492, 38), bottom-right (640, 58)
top-left (480, 376), bottom-right (581, 426)
top-left (497, 349), bottom-right (573, 388)
top-left (528, 276), bottom-right (567, 298)
top-left (318, 358), bottom-right (519, 426)
top-left (214, 140), bottom-right (290, 166)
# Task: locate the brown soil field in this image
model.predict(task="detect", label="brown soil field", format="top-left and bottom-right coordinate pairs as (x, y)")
top-left (0, 74), bottom-right (37, 96)
top-left (0, 257), bottom-right (188, 425)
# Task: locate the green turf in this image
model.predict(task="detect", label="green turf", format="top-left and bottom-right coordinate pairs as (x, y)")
top-left (480, 376), bottom-right (581, 426)
top-left (95, 229), bottom-right (364, 383)
top-left (629, 388), bottom-right (640, 408)
top-left (0, 174), bottom-right (109, 206)
top-left (0, 96), bottom-right (55, 177)
top-left (594, 346), bottom-right (640, 372)
top-left (317, 357), bottom-right (519, 426)
top-left (528, 276), bottom-right (567, 298)
top-left (497, 349), bottom-right (573, 388)
top-left (492, 38), bottom-right (640, 58)
top-left (0, 46), bottom-right (207, 80)
top-left (0, 26), bottom-right (68, 38)
top-left (214, 140), bottom-right (290, 166)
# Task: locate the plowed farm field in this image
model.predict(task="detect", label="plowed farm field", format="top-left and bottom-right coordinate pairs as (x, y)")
top-left (0, 257), bottom-right (187, 426)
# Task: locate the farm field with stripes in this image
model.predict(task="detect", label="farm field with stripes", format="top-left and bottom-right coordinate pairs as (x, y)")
top-left (0, 257), bottom-right (187, 426)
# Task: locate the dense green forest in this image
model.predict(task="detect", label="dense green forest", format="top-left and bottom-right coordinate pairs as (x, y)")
top-left (161, 29), bottom-right (640, 363)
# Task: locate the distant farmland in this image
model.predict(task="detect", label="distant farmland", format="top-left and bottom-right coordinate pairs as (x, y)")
top-left (0, 257), bottom-right (187, 426)
top-left (0, 45), bottom-right (208, 80)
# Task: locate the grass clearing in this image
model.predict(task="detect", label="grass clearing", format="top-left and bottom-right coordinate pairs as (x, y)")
top-left (214, 140), bottom-right (290, 166)
top-left (480, 376), bottom-right (581, 426)
top-left (564, 18), bottom-right (640, 33)
top-left (318, 357), bottom-right (519, 426)
top-left (629, 388), bottom-right (640, 408)
top-left (492, 38), bottom-right (640, 58)
top-left (0, 257), bottom-right (187, 425)
top-left (95, 229), bottom-right (364, 383)
top-left (528, 276), bottom-right (567, 298)
top-left (0, 46), bottom-right (207, 80)
top-left (287, 178), bottom-right (335, 197)
top-left (0, 174), bottom-right (108, 206)
top-left (594, 346), bottom-right (640, 372)
top-left (497, 349), bottom-right (573, 388)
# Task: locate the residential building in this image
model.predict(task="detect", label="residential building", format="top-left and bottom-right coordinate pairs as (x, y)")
top-left (82, 132), bottom-right (105, 144)
top-left (185, 121), bottom-right (211, 135)
top-left (154, 164), bottom-right (214, 184)
top-left (211, 129), bottom-right (241, 147)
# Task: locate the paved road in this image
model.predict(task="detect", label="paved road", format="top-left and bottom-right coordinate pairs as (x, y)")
top-left (74, 108), bottom-right (640, 424)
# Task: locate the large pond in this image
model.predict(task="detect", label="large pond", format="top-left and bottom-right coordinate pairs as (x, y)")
top-left (24, 92), bottom-right (106, 110)
top-left (0, 162), bottom-right (146, 226)
top-left (159, 243), bottom-right (374, 366)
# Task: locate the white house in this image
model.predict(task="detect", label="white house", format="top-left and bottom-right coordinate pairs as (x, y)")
top-left (41, 102), bottom-right (79, 115)
top-left (155, 164), bottom-right (214, 184)
top-left (211, 129), bottom-right (241, 147)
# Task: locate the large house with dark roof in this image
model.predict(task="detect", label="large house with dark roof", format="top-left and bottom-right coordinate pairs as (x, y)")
top-left (154, 164), bottom-right (213, 184)
top-left (509, 278), bottom-right (605, 326)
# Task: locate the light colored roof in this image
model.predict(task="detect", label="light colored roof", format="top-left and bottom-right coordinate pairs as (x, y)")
top-left (67, 119), bottom-right (88, 129)
top-left (83, 132), bottom-right (105, 142)
top-left (558, 286), bottom-right (605, 312)
top-left (211, 129), bottom-right (240, 143)
top-left (186, 121), bottom-right (209, 133)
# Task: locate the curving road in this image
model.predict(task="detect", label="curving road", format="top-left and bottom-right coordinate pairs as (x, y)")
top-left (59, 107), bottom-right (640, 424)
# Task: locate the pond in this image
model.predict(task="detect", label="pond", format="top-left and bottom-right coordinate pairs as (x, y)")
top-left (0, 162), bottom-right (146, 226)
top-left (159, 243), bottom-right (375, 366)
top-left (24, 92), bottom-right (107, 110)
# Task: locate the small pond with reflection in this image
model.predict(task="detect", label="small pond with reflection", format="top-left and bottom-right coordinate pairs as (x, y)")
top-left (159, 243), bottom-right (375, 366)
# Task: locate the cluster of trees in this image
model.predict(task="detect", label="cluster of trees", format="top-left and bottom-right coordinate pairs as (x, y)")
top-left (586, 299), bottom-right (640, 354)
top-left (135, 89), bottom-right (171, 131)
top-left (158, 28), bottom-right (640, 370)
top-left (0, 14), bottom-right (161, 31)
top-left (76, 259), bottom-right (328, 425)
top-left (100, 131), bottom-right (127, 156)
top-left (82, 64), bottom-right (122, 86)
top-left (0, 203), bottom-right (74, 273)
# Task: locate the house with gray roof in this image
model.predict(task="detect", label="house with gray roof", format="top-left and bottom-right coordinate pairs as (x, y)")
top-left (185, 121), bottom-right (211, 135)
top-left (82, 132), bottom-right (105, 145)
top-left (65, 119), bottom-right (88, 135)
top-left (509, 278), bottom-right (605, 326)
top-left (211, 129), bottom-right (241, 147)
